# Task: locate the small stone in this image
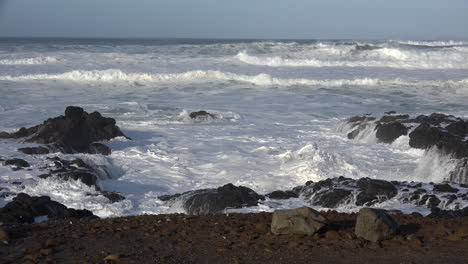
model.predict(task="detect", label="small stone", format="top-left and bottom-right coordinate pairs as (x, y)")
top-left (40, 248), bottom-right (53, 256)
top-left (271, 207), bottom-right (329, 235)
top-left (104, 254), bottom-right (121, 262)
top-left (45, 239), bottom-right (58, 248)
top-left (0, 227), bottom-right (9, 244)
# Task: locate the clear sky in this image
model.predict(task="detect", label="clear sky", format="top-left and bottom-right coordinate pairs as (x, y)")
top-left (0, 0), bottom-right (467, 39)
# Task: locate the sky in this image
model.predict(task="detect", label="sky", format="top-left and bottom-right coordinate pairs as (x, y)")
top-left (0, 0), bottom-right (467, 39)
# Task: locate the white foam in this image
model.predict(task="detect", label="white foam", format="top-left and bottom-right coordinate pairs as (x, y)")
top-left (236, 49), bottom-right (468, 69)
top-left (0, 56), bottom-right (58, 65)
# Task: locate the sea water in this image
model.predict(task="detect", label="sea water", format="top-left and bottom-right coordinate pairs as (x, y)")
top-left (0, 38), bottom-right (467, 217)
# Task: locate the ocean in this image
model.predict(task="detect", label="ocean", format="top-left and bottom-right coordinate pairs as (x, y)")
top-left (0, 38), bottom-right (467, 217)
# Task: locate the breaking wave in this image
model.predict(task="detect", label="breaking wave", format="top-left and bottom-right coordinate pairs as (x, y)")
top-left (0, 56), bottom-right (58, 65)
top-left (1, 69), bottom-right (467, 89)
top-left (236, 48), bottom-right (468, 69)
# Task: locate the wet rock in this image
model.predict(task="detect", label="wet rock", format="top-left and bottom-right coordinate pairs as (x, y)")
top-left (413, 113), bottom-right (458, 126)
top-left (375, 122), bottom-right (408, 143)
top-left (311, 188), bottom-right (352, 208)
top-left (449, 159), bottom-right (468, 184)
top-left (355, 208), bottom-right (397, 242)
top-left (356, 178), bottom-right (397, 206)
top-left (265, 190), bottom-right (298, 200)
top-left (17, 146), bottom-right (50, 155)
top-left (1, 106), bottom-right (129, 155)
top-left (189, 111), bottom-right (215, 121)
top-left (433, 183), bottom-right (459, 193)
top-left (379, 114), bottom-right (409, 123)
top-left (428, 206), bottom-right (468, 219)
top-left (446, 120), bottom-right (468, 137)
top-left (4, 158), bottom-right (30, 168)
top-left (271, 207), bottom-right (329, 235)
top-left (418, 195), bottom-right (441, 209)
top-left (0, 193), bottom-right (97, 224)
top-left (101, 191), bottom-right (126, 203)
top-left (162, 183), bottom-right (264, 215)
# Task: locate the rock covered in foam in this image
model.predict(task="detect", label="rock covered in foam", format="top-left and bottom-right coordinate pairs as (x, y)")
top-left (0, 193), bottom-right (97, 224)
top-left (189, 110), bottom-right (216, 121)
top-left (159, 183), bottom-right (264, 215)
top-left (344, 112), bottom-right (468, 184)
top-left (298, 177), bottom-right (467, 211)
top-left (0, 106), bottom-right (130, 155)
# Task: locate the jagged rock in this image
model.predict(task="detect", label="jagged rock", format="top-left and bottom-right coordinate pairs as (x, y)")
top-left (0, 106), bottom-right (129, 155)
top-left (354, 208), bottom-right (397, 242)
top-left (271, 207), bottom-right (328, 235)
top-left (4, 158), bottom-right (30, 168)
top-left (265, 190), bottom-right (298, 200)
top-left (160, 183), bottom-right (264, 215)
top-left (189, 111), bottom-right (215, 121)
top-left (356, 178), bottom-right (398, 206)
top-left (433, 183), bottom-right (459, 193)
top-left (413, 113), bottom-right (458, 126)
top-left (375, 122), bottom-right (408, 143)
top-left (0, 193), bottom-right (97, 224)
top-left (449, 159), bottom-right (468, 184)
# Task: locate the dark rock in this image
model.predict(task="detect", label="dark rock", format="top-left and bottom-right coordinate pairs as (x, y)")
top-left (355, 208), bottom-right (397, 242)
top-left (162, 183), bottom-right (265, 215)
top-left (446, 120), bottom-right (468, 137)
top-left (89, 143), bottom-right (112, 155)
top-left (0, 106), bottom-right (129, 155)
top-left (356, 178), bottom-right (397, 206)
top-left (311, 189), bottom-right (352, 208)
top-left (101, 191), bottom-right (125, 203)
top-left (0, 193), bottom-right (97, 224)
top-left (189, 111), bottom-right (215, 120)
top-left (413, 113), bottom-right (457, 126)
top-left (428, 206), bottom-right (468, 219)
top-left (375, 122), bottom-right (408, 143)
top-left (379, 114), bottom-right (409, 123)
top-left (433, 183), bottom-right (459, 193)
top-left (449, 159), bottom-right (468, 184)
top-left (18, 146), bottom-right (50, 155)
top-left (418, 195), bottom-right (441, 208)
top-left (4, 158), bottom-right (30, 168)
top-left (265, 190), bottom-right (299, 200)
top-left (271, 207), bottom-right (329, 235)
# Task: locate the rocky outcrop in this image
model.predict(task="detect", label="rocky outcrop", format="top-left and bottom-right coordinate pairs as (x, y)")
top-left (159, 183), bottom-right (264, 215)
top-left (3, 158), bottom-right (30, 169)
top-left (0, 193), bottom-right (97, 224)
top-left (298, 177), bottom-right (467, 211)
top-left (271, 207), bottom-right (328, 235)
top-left (0, 106), bottom-right (129, 155)
top-left (344, 112), bottom-right (468, 184)
top-left (354, 208), bottom-right (397, 242)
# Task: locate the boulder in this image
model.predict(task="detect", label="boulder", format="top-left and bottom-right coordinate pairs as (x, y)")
top-left (271, 207), bottom-right (329, 235)
top-left (428, 206), bottom-right (468, 219)
top-left (379, 114), bottom-right (409, 123)
top-left (375, 122), bottom-right (408, 143)
top-left (265, 190), bottom-right (299, 200)
top-left (0, 193), bottom-right (97, 224)
top-left (354, 208), bottom-right (397, 242)
top-left (161, 183), bottom-right (264, 215)
top-left (38, 157), bottom-right (101, 188)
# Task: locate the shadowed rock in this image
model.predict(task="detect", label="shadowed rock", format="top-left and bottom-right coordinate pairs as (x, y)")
top-left (0, 193), bottom-right (97, 224)
top-left (355, 208), bottom-right (397, 242)
top-left (375, 122), bottom-right (408, 143)
top-left (0, 106), bottom-right (129, 155)
top-left (266, 190), bottom-right (299, 200)
top-left (159, 183), bottom-right (264, 215)
top-left (356, 178), bottom-right (398, 206)
top-left (271, 207), bottom-right (329, 235)
top-left (189, 111), bottom-right (215, 121)
top-left (4, 158), bottom-right (30, 168)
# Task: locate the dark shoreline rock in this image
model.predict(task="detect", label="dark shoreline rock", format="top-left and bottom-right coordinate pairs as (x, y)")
top-left (0, 193), bottom-right (97, 224)
top-left (0, 106), bottom-right (130, 155)
top-left (159, 183), bottom-right (265, 215)
top-left (344, 112), bottom-right (468, 184)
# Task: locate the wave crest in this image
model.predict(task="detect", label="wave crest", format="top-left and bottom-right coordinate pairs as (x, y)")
top-left (0, 56), bottom-right (58, 65)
